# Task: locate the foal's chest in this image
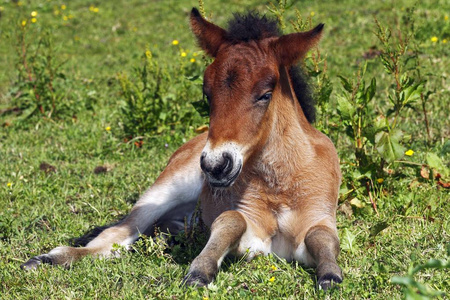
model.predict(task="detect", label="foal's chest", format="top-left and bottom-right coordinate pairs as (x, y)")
top-left (235, 205), bottom-right (315, 265)
top-left (201, 180), bottom-right (315, 264)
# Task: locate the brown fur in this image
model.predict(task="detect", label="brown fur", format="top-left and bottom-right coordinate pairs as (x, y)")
top-left (22, 8), bottom-right (342, 291)
top-left (187, 9), bottom-right (342, 290)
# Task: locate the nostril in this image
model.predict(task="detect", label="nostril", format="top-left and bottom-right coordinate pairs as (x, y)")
top-left (200, 152), bottom-right (206, 164)
top-left (222, 152), bottom-right (231, 160)
top-left (200, 151), bottom-right (234, 180)
top-left (200, 152), bottom-right (210, 172)
top-left (221, 152), bottom-right (233, 176)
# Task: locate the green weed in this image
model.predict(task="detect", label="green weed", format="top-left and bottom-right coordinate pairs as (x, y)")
top-left (117, 47), bottom-right (205, 144)
top-left (391, 244), bottom-right (449, 299)
top-left (0, 0), bottom-right (448, 299)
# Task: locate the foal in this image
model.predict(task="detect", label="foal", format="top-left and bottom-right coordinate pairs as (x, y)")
top-left (22, 8), bottom-right (343, 290)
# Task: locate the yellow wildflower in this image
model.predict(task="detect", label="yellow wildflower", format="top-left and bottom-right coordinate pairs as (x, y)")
top-left (181, 52), bottom-right (187, 57)
top-left (54, 9), bottom-right (60, 15)
top-left (190, 58), bottom-right (196, 63)
top-left (17, 1), bottom-right (23, 6)
top-left (7, 182), bottom-right (12, 187)
top-left (63, 15), bottom-right (68, 21)
top-left (405, 149), bottom-right (414, 156)
top-left (269, 276), bottom-right (275, 282)
top-left (202, 297), bottom-right (209, 300)
top-left (31, 11), bottom-right (38, 17)
top-left (445, 15), bottom-right (448, 21)
top-left (21, 20), bottom-right (27, 27)
top-left (89, 5), bottom-right (99, 13)
top-left (172, 40), bottom-right (179, 45)
top-left (105, 126), bottom-right (111, 131)
top-left (193, 52), bottom-right (198, 57)
top-left (61, 4), bottom-right (66, 10)
top-left (310, 11), bottom-right (315, 17)
top-left (443, 39), bottom-right (448, 44)
top-left (31, 18), bottom-right (37, 23)
top-left (271, 265), bottom-right (277, 271)
top-left (431, 36), bottom-right (438, 43)
top-left (377, 178), bottom-right (384, 184)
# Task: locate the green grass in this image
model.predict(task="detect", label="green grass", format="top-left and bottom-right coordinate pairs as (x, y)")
top-left (1, 0), bottom-right (449, 299)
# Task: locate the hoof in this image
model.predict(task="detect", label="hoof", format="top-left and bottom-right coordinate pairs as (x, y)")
top-left (317, 272), bottom-right (342, 291)
top-left (21, 255), bottom-right (52, 270)
top-left (182, 271), bottom-right (211, 287)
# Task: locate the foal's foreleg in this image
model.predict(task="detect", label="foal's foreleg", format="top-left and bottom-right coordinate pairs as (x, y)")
top-left (21, 134), bottom-right (207, 270)
top-left (183, 210), bottom-right (247, 286)
top-left (304, 225), bottom-right (342, 290)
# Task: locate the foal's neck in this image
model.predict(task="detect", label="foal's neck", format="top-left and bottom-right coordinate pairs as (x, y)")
top-left (271, 65), bottom-right (313, 155)
top-left (252, 67), bottom-right (315, 189)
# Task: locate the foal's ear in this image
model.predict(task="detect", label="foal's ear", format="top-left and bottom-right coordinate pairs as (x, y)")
top-left (273, 24), bottom-right (324, 66)
top-left (190, 8), bottom-right (227, 57)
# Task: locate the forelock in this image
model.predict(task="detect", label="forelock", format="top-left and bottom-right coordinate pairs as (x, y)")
top-left (226, 12), bottom-right (281, 42)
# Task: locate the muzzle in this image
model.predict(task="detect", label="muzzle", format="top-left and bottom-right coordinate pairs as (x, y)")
top-left (200, 143), bottom-right (243, 188)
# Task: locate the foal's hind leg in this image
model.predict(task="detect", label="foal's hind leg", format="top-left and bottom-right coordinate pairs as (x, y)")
top-left (304, 224), bottom-right (343, 290)
top-left (21, 133), bottom-right (207, 270)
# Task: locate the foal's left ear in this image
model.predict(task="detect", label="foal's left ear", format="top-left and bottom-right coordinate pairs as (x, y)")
top-left (190, 8), bottom-right (228, 57)
top-left (273, 24), bottom-right (324, 66)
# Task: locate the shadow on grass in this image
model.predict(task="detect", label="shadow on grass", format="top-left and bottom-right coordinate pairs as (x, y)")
top-left (65, 195), bottom-right (321, 289)
top-left (68, 204), bottom-right (209, 266)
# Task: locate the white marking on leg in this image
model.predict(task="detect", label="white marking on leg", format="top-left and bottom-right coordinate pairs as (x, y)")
top-left (48, 246), bottom-right (66, 256)
top-left (217, 247), bottom-right (229, 268)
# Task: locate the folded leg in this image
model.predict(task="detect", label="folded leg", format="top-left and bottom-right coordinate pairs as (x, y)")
top-left (304, 224), bottom-right (342, 290)
top-left (183, 210), bottom-right (247, 286)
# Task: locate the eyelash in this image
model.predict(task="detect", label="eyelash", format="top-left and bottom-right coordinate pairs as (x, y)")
top-left (257, 92), bottom-right (272, 102)
top-left (204, 92), bottom-right (271, 103)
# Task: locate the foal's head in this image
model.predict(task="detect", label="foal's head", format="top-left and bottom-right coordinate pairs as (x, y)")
top-left (190, 8), bottom-right (323, 188)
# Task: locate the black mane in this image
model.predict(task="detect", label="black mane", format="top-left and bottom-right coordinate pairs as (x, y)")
top-left (226, 12), bottom-right (316, 123)
top-left (227, 12), bottom-right (281, 42)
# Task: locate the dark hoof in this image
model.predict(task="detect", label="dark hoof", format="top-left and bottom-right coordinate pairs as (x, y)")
top-left (182, 271), bottom-right (211, 287)
top-left (21, 255), bottom-right (52, 270)
top-left (317, 272), bottom-right (342, 291)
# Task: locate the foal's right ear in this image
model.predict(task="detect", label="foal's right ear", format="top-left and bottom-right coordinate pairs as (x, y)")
top-left (190, 8), bottom-right (227, 57)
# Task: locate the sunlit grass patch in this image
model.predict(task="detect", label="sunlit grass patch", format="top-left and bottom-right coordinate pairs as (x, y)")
top-left (0, 0), bottom-right (448, 299)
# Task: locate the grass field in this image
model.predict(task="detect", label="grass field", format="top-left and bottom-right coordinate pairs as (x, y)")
top-left (0, 0), bottom-right (449, 299)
